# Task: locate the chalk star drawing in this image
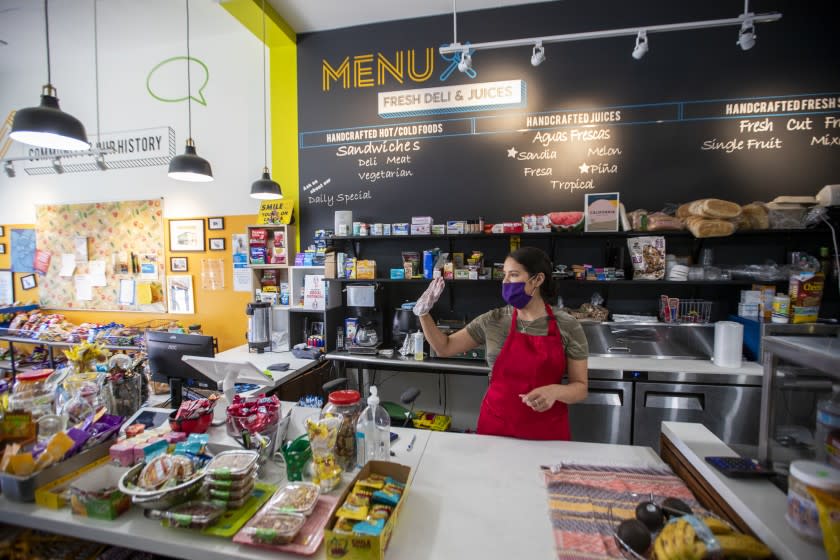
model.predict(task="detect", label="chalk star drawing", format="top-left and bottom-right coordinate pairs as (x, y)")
top-left (579, 162), bottom-right (590, 174)
top-left (507, 147), bottom-right (518, 158)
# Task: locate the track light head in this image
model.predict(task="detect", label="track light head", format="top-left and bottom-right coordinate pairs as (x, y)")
top-left (737, 19), bottom-right (756, 50)
top-left (531, 42), bottom-right (545, 67)
top-left (457, 51), bottom-right (472, 73)
top-left (3, 161), bottom-right (15, 178)
top-left (52, 157), bottom-right (64, 174)
top-left (632, 31), bottom-right (648, 60)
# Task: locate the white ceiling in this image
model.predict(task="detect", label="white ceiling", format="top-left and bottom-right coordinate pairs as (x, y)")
top-left (265, 0), bottom-right (556, 33)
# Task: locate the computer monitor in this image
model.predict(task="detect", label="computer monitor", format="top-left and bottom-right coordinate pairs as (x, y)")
top-left (146, 331), bottom-right (216, 409)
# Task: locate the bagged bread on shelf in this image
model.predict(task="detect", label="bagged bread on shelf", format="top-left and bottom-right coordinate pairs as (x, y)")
top-left (646, 212), bottom-right (684, 231)
top-left (676, 202), bottom-right (693, 220)
top-left (687, 198), bottom-right (742, 219)
top-left (739, 202), bottom-right (769, 230)
top-left (685, 216), bottom-right (736, 238)
top-left (767, 202), bottom-right (808, 229)
top-left (627, 209), bottom-right (648, 231)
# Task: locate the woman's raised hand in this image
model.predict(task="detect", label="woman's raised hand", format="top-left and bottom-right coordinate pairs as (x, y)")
top-left (413, 277), bottom-right (445, 316)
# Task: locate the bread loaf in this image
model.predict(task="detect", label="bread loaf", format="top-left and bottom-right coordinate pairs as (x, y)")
top-left (676, 202), bottom-right (693, 220)
top-left (685, 216), bottom-right (736, 238)
top-left (687, 198), bottom-right (742, 219)
top-left (740, 202), bottom-right (769, 230)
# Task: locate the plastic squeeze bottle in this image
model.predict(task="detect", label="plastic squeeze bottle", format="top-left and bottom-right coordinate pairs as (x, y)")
top-left (355, 385), bottom-right (391, 467)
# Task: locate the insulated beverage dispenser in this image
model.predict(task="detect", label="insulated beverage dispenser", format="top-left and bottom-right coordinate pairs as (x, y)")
top-left (246, 301), bottom-right (271, 353)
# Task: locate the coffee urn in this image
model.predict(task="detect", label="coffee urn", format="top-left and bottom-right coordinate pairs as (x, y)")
top-left (246, 301), bottom-right (271, 353)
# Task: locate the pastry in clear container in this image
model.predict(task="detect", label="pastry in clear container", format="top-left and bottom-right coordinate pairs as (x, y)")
top-left (158, 501), bottom-right (225, 529)
top-left (242, 510), bottom-right (306, 544)
top-left (204, 450), bottom-right (259, 481)
top-left (268, 482), bottom-right (320, 516)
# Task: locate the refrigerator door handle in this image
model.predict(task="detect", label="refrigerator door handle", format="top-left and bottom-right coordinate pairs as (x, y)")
top-left (581, 389), bottom-right (623, 406)
top-left (644, 392), bottom-right (704, 411)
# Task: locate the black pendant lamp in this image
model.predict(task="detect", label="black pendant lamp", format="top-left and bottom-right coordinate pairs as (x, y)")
top-left (250, 0), bottom-right (282, 199)
top-left (169, 0), bottom-right (213, 182)
top-left (10, 0), bottom-right (90, 151)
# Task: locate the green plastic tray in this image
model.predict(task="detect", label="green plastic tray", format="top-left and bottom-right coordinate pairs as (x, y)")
top-left (201, 482), bottom-right (276, 538)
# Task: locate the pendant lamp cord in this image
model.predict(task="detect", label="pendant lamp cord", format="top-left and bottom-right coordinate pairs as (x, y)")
top-left (44, 0), bottom-right (51, 85)
top-left (452, 0), bottom-right (457, 44)
top-left (94, 0), bottom-right (101, 146)
top-left (186, 0), bottom-right (192, 140)
top-left (262, 0), bottom-right (268, 170)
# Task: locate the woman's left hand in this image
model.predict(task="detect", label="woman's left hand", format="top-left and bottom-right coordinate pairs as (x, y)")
top-left (519, 386), bottom-right (559, 413)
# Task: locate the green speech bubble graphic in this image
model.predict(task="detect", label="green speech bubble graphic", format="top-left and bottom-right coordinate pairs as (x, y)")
top-left (146, 56), bottom-right (209, 105)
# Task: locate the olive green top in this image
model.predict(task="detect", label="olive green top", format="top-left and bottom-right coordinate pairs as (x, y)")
top-left (465, 305), bottom-right (589, 370)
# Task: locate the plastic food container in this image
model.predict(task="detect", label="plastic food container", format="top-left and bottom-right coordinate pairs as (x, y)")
top-left (205, 450), bottom-right (260, 481)
top-left (269, 482), bottom-right (320, 516)
top-left (205, 472), bottom-right (256, 492)
top-left (243, 510), bottom-right (306, 544)
top-left (210, 492), bottom-right (250, 510)
top-left (785, 460), bottom-right (840, 544)
top-left (157, 501), bottom-right (226, 529)
top-left (321, 390), bottom-right (362, 472)
top-left (9, 368), bottom-right (56, 419)
top-left (208, 477), bottom-right (255, 502)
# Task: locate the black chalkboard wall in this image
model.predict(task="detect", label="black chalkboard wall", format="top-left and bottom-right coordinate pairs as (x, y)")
top-left (296, 0), bottom-right (839, 242)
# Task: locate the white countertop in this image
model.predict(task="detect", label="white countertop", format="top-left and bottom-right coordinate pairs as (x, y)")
top-left (389, 431), bottom-right (662, 560)
top-left (661, 422), bottom-right (825, 560)
top-left (183, 344), bottom-right (318, 389)
top-left (588, 356), bottom-right (763, 376)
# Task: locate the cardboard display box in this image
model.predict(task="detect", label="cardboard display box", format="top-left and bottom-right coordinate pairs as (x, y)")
top-left (324, 461), bottom-right (411, 560)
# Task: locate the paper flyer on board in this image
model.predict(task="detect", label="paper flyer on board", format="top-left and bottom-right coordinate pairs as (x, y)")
top-left (232, 233), bottom-right (252, 292)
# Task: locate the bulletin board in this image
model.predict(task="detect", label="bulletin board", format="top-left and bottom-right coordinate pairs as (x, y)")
top-left (35, 199), bottom-right (166, 312)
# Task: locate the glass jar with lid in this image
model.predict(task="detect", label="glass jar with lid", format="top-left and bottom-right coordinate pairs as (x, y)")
top-left (320, 389), bottom-right (362, 471)
top-left (9, 368), bottom-right (56, 420)
top-left (786, 460), bottom-right (840, 545)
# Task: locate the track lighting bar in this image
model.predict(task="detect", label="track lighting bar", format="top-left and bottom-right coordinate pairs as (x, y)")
top-left (438, 12), bottom-right (781, 55)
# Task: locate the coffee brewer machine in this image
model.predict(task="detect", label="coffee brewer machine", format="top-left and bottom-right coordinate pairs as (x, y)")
top-left (246, 301), bottom-right (271, 353)
top-left (392, 305), bottom-right (420, 350)
top-left (345, 284), bottom-right (383, 354)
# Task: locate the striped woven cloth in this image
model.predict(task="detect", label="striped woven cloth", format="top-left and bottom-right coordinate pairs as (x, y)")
top-left (542, 464), bottom-right (701, 560)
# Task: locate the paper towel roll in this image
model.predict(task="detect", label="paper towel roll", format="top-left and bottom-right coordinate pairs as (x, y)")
top-left (713, 321), bottom-right (743, 368)
top-left (334, 211), bottom-right (352, 236)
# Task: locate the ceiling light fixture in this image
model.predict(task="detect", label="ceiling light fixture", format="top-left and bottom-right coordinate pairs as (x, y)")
top-left (531, 42), bottom-right (545, 67)
top-left (10, 0), bottom-right (90, 151)
top-left (737, 0), bottom-right (756, 51)
top-left (440, 3), bottom-right (780, 65)
top-left (3, 161), bottom-right (15, 178)
top-left (250, 0), bottom-right (282, 200)
top-left (632, 30), bottom-right (648, 60)
top-left (457, 51), bottom-right (472, 73)
top-left (168, 0), bottom-right (213, 182)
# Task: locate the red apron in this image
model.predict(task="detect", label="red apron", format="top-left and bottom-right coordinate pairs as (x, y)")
top-left (476, 304), bottom-right (570, 440)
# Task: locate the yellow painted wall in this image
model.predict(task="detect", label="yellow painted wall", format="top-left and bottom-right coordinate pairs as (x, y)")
top-left (222, 0), bottom-right (299, 247)
top-left (1, 215), bottom-right (258, 352)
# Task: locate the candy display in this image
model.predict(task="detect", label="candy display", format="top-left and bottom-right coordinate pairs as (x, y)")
top-left (226, 394), bottom-right (282, 438)
top-left (305, 416), bottom-right (342, 492)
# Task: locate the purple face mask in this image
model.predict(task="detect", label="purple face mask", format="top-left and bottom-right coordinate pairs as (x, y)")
top-left (502, 281), bottom-right (532, 309)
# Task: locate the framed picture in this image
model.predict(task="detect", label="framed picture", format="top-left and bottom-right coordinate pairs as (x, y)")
top-left (584, 192), bottom-right (620, 232)
top-left (0, 270), bottom-right (13, 305)
top-left (208, 217), bottom-right (225, 230)
top-left (0, 243), bottom-right (5, 255)
top-left (169, 219), bottom-right (205, 252)
top-left (21, 273), bottom-right (37, 290)
top-left (170, 257), bottom-right (188, 272)
top-left (167, 275), bottom-right (195, 314)
top-left (209, 238), bottom-right (225, 251)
